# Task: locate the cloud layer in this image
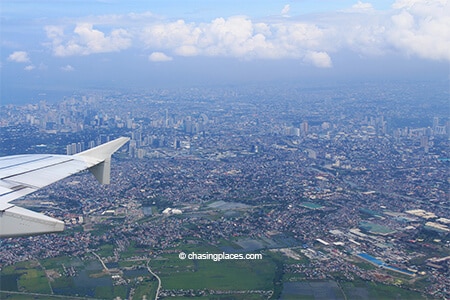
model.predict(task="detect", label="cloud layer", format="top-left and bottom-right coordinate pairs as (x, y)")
top-left (389, 0), bottom-right (450, 61)
top-left (8, 51), bottom-right (30, 63)
top-left (40, 0), bottom-right (450, 67)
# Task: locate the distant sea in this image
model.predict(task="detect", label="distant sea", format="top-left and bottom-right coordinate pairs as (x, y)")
top-left (1, 87), bottom-right (76, 105)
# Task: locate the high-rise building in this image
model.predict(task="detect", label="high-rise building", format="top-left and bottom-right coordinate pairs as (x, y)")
top-left (301, 121), bottom-right (309, 136)
top-left (165, 109), bottom-right (169, 127)
top-left (433, 117), bottom-right (439, 131)
top-left (129, 140), bottom-right (137, 158)
top-left (420, 136), bottom-right (429, 148)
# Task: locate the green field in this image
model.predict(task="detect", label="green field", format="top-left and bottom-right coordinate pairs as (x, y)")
top-left (359, 221), bottom-right (396, 235)
top-left (0, 240), bottom-right (430, 300)
top-left (159, 258), bottom-right (274, 290)
top-left (0, 261), bottom-right (50, 294)
top-left (146, 243), bottom-right (275, 292)
top-left (341, 278), bottom-right (426, 300)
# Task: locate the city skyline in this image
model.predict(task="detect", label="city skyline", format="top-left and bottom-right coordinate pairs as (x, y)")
top-left (1, 0), bottom-right (449, 104)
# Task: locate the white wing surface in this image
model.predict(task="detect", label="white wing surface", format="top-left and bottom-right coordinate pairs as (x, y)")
top-left (0, 137), bottom-right (129, 237)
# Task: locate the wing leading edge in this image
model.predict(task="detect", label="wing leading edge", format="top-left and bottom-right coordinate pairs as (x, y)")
top-left (0, 137), bottom-right (129, 238)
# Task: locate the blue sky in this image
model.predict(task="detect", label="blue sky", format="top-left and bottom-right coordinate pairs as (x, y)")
top-left (1, 1), bottom-right (395, 19)
top-left (1, 0), bottom-right (449, 103)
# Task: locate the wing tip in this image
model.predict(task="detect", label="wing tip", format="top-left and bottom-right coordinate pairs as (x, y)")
top-left (75, 136), bottom-right (130, 161)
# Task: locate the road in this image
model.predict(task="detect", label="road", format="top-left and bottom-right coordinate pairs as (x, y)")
top-left (146, 259), bottom-right (162, 300)
top-left (91, 251), bottom-right (109, 273)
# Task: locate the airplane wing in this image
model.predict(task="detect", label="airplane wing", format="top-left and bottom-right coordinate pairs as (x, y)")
top-left (0, 137), bottom-right (129, 238)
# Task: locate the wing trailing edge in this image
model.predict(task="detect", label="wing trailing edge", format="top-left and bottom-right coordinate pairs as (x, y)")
top-left (0, 137), bottom-right (129, 238)
top-left (0, 206), bottom-right (65, 237)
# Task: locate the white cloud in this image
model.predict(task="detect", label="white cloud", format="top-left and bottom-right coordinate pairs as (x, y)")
top-left (142, 19), bottom-right (199, 50)
top-left (46, 23), bottom-right (132, 56)
top-left (175, 45), bottom-right (199, 57)
top-left (24, 65), bottom-right (35, 71)
top-left (281, 4), bottom-right (291, 16)
top-left (328, 14), bottom-right (387, 56)
top-left (141, 16), bottom-right (326, 61)
top-left (61, 64), bottom-right (75, 71)
top-left (45, 25), bottom-right (64, 41)
top-left (388, 0), bottom-right (450, 61)
top-left (350, 1), bottom-right (374, 11)
top-left (8, 51), bottom-right (30, 63)
top-left (304, 51), bottom-right (332, 68)
top-left (149, 52), bottom-right (173, 62)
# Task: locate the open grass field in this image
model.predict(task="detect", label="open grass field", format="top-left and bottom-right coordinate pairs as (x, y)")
top-left (0, 239), bottom-right (430, 300)
top-left (0, 261), bottom-right (50, 294)
top-left (340, 278), bottom-right (426, 300)
top-left (159, 257), bottom-right (275, 290)
top-left (148, 242), bottom-right (274, 291)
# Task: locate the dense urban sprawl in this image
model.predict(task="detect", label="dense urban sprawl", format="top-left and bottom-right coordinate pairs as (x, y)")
top-left (0, 82), bottom-right (449, 298)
